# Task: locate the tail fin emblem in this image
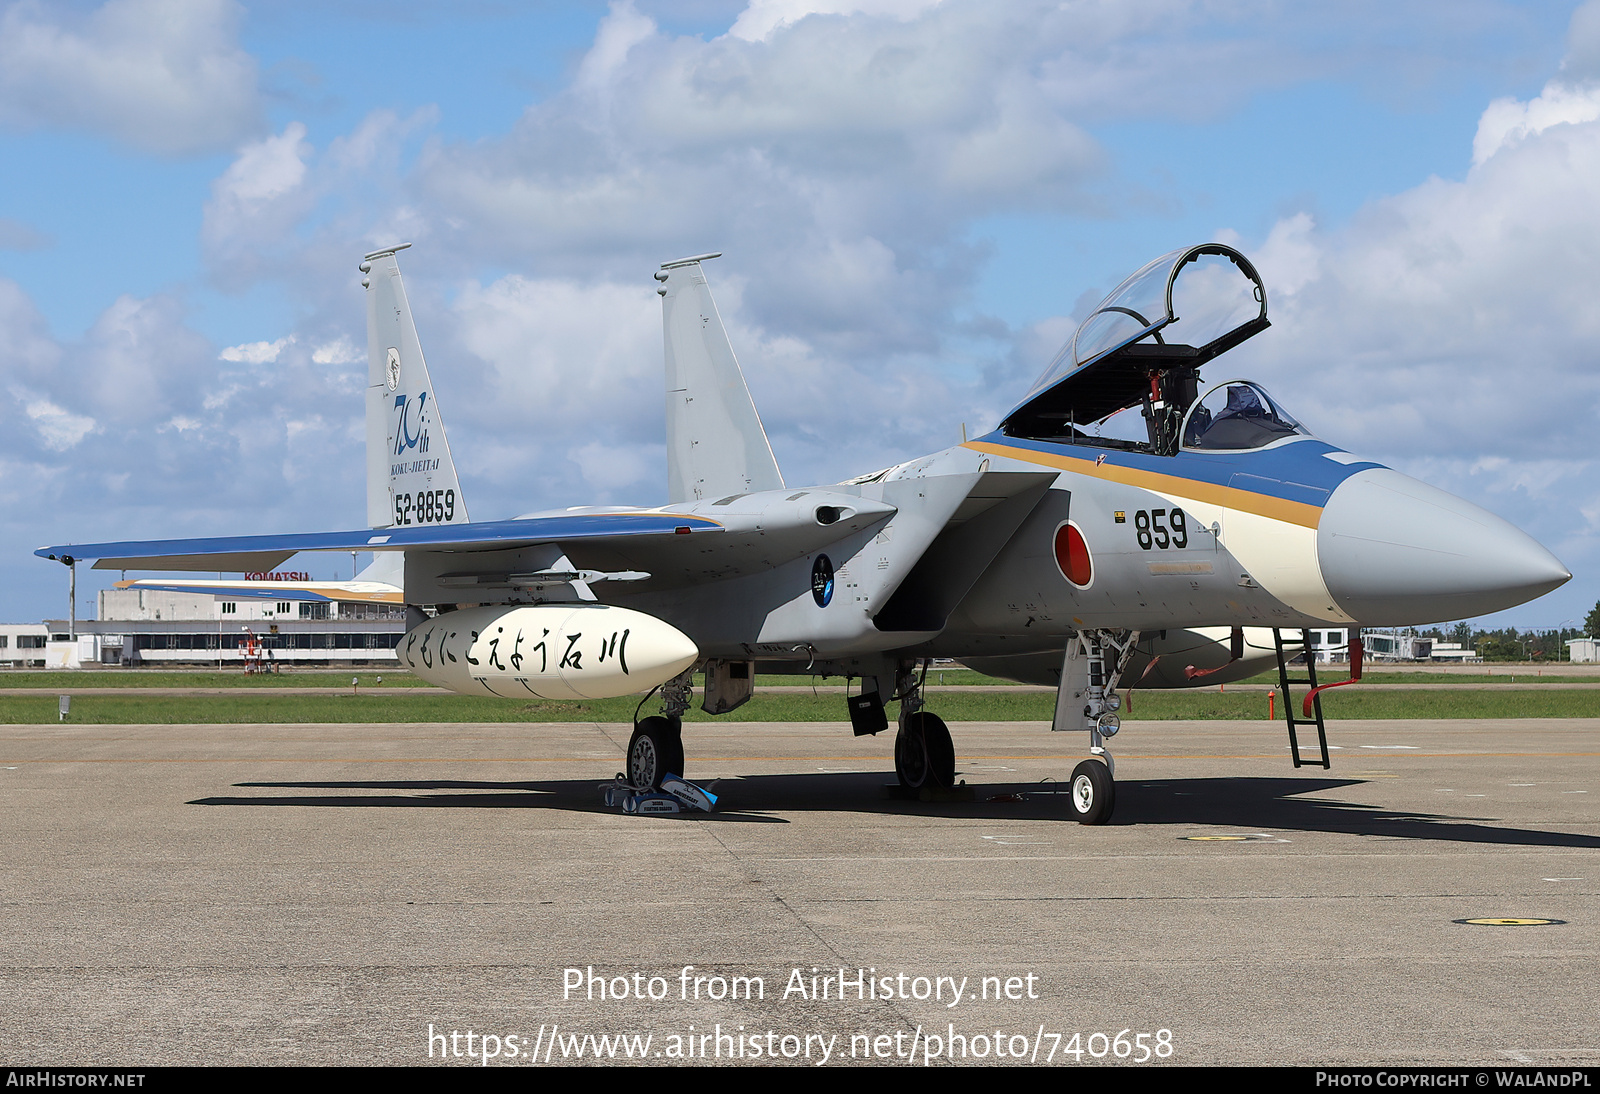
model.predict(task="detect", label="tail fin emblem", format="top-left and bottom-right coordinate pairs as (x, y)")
top-left (385, 348), bottom-right (401, 391)
top-left (393, 391), bottom-right (431, 456)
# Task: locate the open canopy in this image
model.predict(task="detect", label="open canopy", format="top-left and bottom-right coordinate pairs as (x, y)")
top-left (1001, 244), bottom-right (1269, 444)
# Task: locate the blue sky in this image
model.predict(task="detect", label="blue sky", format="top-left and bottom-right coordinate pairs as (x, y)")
top-left (2, 0), bottom-right (1597, 634)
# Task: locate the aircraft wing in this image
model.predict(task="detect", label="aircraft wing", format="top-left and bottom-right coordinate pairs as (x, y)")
top-left (36, 494), bottom-right (899, 598)
top-left (35, 512), bottom-right (729, 572)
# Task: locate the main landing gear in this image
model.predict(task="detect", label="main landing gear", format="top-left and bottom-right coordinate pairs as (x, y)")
top-left (891, 661), bottom-right (956, 792)
top-left (1055, 630), bottom-right (1140, 824)
top-left (627, 715), bottom-right (684, 789)
top-left (627, 671), bottom-right (692, 788)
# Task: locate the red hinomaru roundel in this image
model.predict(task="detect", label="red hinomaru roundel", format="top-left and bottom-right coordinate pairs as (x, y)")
top-left (1054, 521), bottom-right (1092, 587)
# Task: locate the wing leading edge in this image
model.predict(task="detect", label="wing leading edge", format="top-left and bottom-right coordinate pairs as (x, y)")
top-left (35, 512), bottom-right (727, 572)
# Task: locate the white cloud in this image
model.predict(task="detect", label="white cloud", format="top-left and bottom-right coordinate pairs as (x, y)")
top-left (1473, 79), bottom-right (1600, 165)
top-left (0, 0), bottom-right (261, 155)
top-left (311, 337), bottom-right (362, 365)
top-left (1253, 213), bottom-right (1321, 299)
top-left (729, 0), bottom-right (947, 42)
top-left (202, 122), bottom-right (314, 277)
top-left (25, 399), bottom-right (96, 450)
top-left (0, 277), bottom-right (62, 383)
top-left (575, 1), bottom-right (657, 91)
top-left (0, 277), bottom-right (370, 591)
top-left (452, 276), bottom-right (658, 396)
top-left (202, 111), bottom-right (434, 292)
top-left (220, 336), bottom-right (295, 364)
top-left (417, 1), bottom-right (1118, 272)
top-left (74, 294), bottom-right (215, 425)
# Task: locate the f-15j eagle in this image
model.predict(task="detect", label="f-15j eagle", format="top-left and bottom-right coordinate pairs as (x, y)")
top-left (38, 243), bottom-right (1570, 823)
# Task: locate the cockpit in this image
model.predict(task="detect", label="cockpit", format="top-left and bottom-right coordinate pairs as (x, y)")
top-left (999, 244), bottom-right (1310, 456)
top-left (1181, 380), bottom-right (1308, 450)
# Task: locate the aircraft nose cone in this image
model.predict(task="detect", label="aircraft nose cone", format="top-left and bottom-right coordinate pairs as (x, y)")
top-left (1318, 468), bottom-right (1569, 625)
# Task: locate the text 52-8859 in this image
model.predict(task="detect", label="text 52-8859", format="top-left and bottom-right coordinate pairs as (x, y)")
top-left (394, 489), bottom-right (455, 526)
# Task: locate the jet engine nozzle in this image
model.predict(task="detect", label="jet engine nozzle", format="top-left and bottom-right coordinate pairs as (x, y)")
top-left (1317, 468), bottom-right (1570, 625)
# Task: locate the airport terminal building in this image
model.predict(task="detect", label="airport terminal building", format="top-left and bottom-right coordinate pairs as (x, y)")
top-left (40, 587), bottom-right (406, 667)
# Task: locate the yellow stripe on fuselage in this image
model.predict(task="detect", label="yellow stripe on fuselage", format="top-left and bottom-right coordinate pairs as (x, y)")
top-left (963, 440), bottom-right (1324, 529)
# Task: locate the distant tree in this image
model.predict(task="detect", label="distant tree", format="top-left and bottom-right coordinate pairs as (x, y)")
top-left (1586, 601), bottom-right (1600, 638)
top-left (1451, 622), bottom-right (1473, 645)
top-left (1476, 632), bottom-right (1524, 661)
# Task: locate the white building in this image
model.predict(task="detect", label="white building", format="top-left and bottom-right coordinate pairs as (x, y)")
top-left (1299, 628), bottom-right (1450, 663)
top-left (33, 586), bottom-right (407, 667)
top-left (0, 623), bottom-right (49, 667)
top-left (1566, 638), bottom-right (1600, 663)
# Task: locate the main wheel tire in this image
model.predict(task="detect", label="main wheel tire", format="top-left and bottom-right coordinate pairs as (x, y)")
top-left (895, 711), bottom-right (956, 790)
top-left (1069, 758), bottom-right (1114, 825)
top-left (628, 716), bottom-right (685, 788)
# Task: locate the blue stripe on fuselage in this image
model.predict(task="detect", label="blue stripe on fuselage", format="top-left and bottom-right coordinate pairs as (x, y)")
top-left (974, 430), bottom-right (1385, 507)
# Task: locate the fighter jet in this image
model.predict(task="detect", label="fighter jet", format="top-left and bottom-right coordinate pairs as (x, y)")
top-left (37, 244), bottom-right (1570, 823)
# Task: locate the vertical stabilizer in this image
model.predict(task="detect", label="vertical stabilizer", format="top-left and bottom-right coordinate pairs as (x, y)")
top-left (657, 254), bottom-right (784, 503)
top-left (353, 551), bottom-right (404, 585)
top-left (361, 245), bottom-right (470, 529)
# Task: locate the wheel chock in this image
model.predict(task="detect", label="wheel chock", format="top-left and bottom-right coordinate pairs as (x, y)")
top-left (661, 773), bottom-right (718, 812)
top-left (623, 792), bottom-right (683, 815)
top-left (599, 772), bottom-right (718, 815)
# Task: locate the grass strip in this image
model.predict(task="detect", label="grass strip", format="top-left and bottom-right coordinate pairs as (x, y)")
top-left (4, 687), bottom-right (1597, 724)
top-left (1233, 671), bottom-right (1597, 686)
top-left (3, 667), bottom-right (1593, 691)
top-left (0, 671), bottom-right (430, 689)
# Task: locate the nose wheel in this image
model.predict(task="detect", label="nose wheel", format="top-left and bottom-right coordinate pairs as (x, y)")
top-left (1055, 629), bottom-right (1138, 825)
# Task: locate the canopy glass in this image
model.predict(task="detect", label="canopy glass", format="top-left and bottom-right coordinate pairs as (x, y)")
top-left (1002, 244), bottom-right (1271, 446)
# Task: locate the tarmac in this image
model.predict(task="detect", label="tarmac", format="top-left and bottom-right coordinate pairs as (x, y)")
top-left (2, 715), bottom-right (1597, 1067)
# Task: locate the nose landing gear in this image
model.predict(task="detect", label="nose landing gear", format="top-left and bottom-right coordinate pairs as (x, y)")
top-left (1055, 630), bottom-right (1139, 824)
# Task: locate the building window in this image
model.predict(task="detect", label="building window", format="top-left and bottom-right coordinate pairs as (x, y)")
top-left (277, 602), bottom-right (292, 614)
top-left (221, 602), bottom-right (237, 615)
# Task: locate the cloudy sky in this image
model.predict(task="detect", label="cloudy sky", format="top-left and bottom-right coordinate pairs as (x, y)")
top-left (2, 0), bottom-right (1596, 631)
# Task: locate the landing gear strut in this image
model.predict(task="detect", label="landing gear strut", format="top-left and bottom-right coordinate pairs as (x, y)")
top-left (892, 660), bottom-right (956, 791)
top-left (628, 670), bottom-right (693, 788)
top-left (1055, 630), bottom-right (1140, 824)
